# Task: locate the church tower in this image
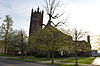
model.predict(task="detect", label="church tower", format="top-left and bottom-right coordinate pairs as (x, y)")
top-left (29, 7), bottom-right (44, 37)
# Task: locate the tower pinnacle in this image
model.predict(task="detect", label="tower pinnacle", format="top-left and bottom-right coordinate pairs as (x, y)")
top-left (31, 8), bottom-right (33, 14)
top-left (37, 7), bottom-right (39, 12)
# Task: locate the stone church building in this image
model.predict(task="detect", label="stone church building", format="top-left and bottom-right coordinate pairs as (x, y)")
top-left (29, 7), bottom-right (91, 57)
top-left (29, 7), bottom-right (43, 37)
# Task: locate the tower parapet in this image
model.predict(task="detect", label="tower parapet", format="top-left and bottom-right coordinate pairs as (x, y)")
top-left (29, 7), bottom-right (44, 37)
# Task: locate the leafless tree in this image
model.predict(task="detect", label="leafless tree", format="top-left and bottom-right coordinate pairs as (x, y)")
top-left (43, 0), bottom-right (70, 63)
top-left (73, 29), bottom-right (87, 41)
top-left (44, 0), bottom-right (67, 27)
top-left (71, 28), bottom-right (87, 66)
top-left (60, 28), bottom-right (88, 66)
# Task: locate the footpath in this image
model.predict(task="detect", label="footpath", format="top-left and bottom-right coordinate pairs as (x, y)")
top-left (92, 57), bottom-right (100, 66)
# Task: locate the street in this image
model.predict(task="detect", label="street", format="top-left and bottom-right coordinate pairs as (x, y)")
top-left (0, 58), bottom-right (51, 66)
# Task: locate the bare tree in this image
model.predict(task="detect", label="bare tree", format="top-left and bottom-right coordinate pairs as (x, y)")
top-left (44, 0), bottom-right (66, 27)
top-left (43, 0), bottom-right (70, 63)
top-left (72, 29), bottom-right (87, 41)
top-left (71, 28), bottom-right (87, 66)
top-left (61, 28), bottom-right (88, 66)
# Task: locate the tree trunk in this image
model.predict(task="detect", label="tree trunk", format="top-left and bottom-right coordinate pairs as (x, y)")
top-left (19, 50), bottom-right (24, 60)
top-left (4, 40), bottom-right (7, 54)
top-left (47, 51), bottom-right (50, 59)
top-left (21, 35), bottom-right (24, 60)
top-left (21, 41), bottom-right (24, 60)
top-left (51, 51), bottom-right (54, 63)
top-left (75, 52), bottom-right (78, 66)
top-left (4, 43), bottom-right (7, 54)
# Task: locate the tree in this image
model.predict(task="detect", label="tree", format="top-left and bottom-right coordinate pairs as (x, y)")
top-left (61, 28), bottom-right (90, 66)
top-left (29, 26), bottom-right (72, 63)
top-left (43, 0), bottom-right (68, 59)
top-left (70, 29), bottom-right (87, 66)
top-left (18, 30), bottom-right (27, 60)
top-left (0, 15), bottom-right (13, 54)
top-left (44, 0), bottom-right (66, 27)
top-left (29, 0), bottom-right (70, 63)
top-left (0, 40), bottom-right (5, 53)
top-left (8, 29), bottom-right (28, 60)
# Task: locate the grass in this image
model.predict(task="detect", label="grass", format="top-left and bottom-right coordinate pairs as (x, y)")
top-left (46, 63), bottom-right (87, 66)
top-left (58, 57), bottom-right (95, 64)
top-left (6, 58), bottom-right (86, 66)
top-left (0, 54), bottom-right (49, 61)
top-left (6, 57), bottom-right (91, 66)
top-left (23, 56), bottom-right (64, 60)
top-left (0, 54), bottom-right (95, 65)
top-left (0, 54), bottom-right (18, 57)
top-left (23, 56), bottom-right (49, 61)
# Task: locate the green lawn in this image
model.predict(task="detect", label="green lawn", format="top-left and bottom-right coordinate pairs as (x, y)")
top-left (0, 54), bottom-right (18, 57)
top-left (24, 56), bottom-right (49, 61)
top-left (58, 57), bottom-right (95, 64)
top-left (46, 63), bottom-right (87, 66)
top-left (0, 54), bottom-right (95, 65)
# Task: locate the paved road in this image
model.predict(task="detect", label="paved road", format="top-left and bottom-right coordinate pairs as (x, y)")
top-left (0, 58), bottom-right (51, 66)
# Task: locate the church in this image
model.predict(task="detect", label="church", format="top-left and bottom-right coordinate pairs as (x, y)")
top-left (29, 7), bottom-right (43, 37)
top-left (28, 7), bottom-right (91, 57)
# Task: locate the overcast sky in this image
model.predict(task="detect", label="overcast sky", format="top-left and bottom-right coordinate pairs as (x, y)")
top-left (0, 0), bottom-right (100, 36)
